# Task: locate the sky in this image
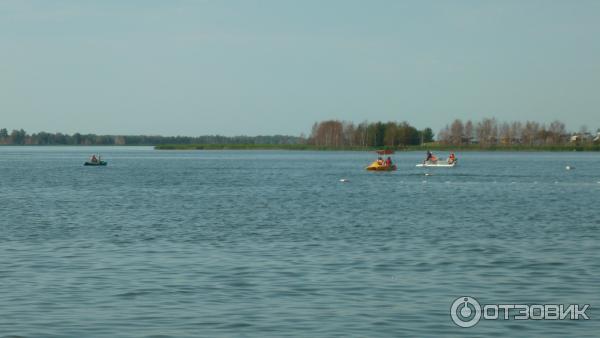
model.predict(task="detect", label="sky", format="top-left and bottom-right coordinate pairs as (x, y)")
top-left (1, 0), bottom-right (599, 136)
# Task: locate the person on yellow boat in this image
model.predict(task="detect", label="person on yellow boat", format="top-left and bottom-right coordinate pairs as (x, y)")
top-left (385, 156), bottom-right (392, 167)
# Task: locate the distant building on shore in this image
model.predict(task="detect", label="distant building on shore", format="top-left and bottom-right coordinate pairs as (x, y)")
top-left (570, 132), bottom-right (600, 144)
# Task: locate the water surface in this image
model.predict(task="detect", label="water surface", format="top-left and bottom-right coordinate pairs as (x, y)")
top-left (1, 147), bottom-right (599, 337)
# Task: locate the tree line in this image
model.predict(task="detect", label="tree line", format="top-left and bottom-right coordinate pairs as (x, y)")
top-left (0, 128), bottom-right (302, 146)
top-left (437, 118), bottom-right (599, 146)
top-left (308, 120), bottom-right (434, 147)
top-left (307, 118), bottom-right (599, 148)
top-left (1, 118), bottom-right (598, 147)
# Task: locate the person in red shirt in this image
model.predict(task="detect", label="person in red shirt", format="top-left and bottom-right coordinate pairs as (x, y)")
top-left (448, 152), bottom-right (456, 164)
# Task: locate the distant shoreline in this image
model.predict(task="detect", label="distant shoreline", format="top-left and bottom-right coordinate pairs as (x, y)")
top-left (1, 144), bottom-right (598, 151)
top-left (154, 144), bottom-right (600, 151)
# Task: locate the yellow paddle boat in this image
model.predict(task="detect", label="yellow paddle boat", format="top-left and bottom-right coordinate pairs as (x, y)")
top-left (366, 150), bottom-right (397, 171)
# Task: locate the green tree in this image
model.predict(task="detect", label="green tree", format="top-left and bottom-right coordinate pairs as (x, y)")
top-left (10, 129), bottom-right (27, 144)
top-left (0, 128), bottom-right (8, 144)
top-left (421, 128), bottom-right (434, 143)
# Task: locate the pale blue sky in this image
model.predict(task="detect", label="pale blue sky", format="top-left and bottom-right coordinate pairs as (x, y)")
top-left (1, 0), bottom-right (599, 136)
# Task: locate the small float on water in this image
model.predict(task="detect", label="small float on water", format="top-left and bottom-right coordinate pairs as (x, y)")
top-left (416, 151), bottom-right (457, 168)
top-left (366, 150), bottom-right (397, 171)
top-left (84, 154), bottom-right (107, 166)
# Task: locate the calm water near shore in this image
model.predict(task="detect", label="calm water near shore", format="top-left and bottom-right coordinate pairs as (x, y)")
top-left (1, 146), bottom-right (599, 337)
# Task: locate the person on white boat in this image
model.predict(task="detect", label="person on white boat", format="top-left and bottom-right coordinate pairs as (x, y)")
top-left (424, 151), bottom-right (437, 164)
top-left (448, 152), bottom-right (456, 164)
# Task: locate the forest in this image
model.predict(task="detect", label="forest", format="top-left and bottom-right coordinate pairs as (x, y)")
top-left (307, 119), bottom-right (599, 148)
top-left (1, 118), bottom-right (598, 149)
top-left (0, 128), bottom-right (301, 146)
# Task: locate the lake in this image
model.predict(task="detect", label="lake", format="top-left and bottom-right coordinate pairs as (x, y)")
top-left (1, 147), bottom-right (599, 337)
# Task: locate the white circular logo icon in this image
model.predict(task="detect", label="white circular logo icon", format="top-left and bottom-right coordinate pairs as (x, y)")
top-left (451, 296), bottom-right (482, 328)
